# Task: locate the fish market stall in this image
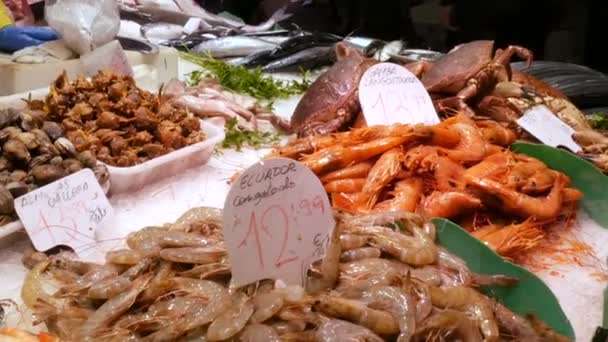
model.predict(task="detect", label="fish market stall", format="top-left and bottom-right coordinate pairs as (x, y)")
top-left (0, 0), bottom-right (608, 341)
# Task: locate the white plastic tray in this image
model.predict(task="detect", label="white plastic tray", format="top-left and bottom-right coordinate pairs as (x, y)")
top-left (103, 120), bottom-right (224, 194)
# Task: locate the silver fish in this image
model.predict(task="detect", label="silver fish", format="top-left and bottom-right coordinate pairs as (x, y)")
top-left (262, 45), bottom-right (335, 72)
top-left (373, 40), bottom-right (405, 62)
top-left (125, 0), bottom-right (292, 33)
top-left (140, 22), bottom-right (184, 43)
top-left (173, 0), bottom-right (292, 33)
top-left (193, 36), bottom-right (288, 58)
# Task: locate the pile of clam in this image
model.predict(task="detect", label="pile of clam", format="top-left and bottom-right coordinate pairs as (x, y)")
top-left (0, 107), bottom-right (108, 225)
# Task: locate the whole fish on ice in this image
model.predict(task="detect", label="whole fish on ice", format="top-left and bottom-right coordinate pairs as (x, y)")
top-left (192, 36), bottom-right (289, 58)
top-left (119, 0), bottom-right (292, 33)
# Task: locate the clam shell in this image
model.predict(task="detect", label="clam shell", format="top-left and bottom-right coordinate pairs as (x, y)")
top-left (5, 181), bottom-right (29, 198)
top-left (15, 132), bottom-right (39, 150)
top-left (27, 154), bottom-right (53, 170)
top-left (0, 157), bottom-right (12, 172)
top-left (3, 139), bottom-right (31, 162)
top-left (0, 127), bottom-right (22, 143)
top-left (30, 164), bottom-right (65, 185)
top-left (42, 121), bottom-right (64, 141)
top-left (9, 170), bottom-right (27, 182)
top-left (54, 137), bottom-right (77, 157)
top-left (0, 108), bottom-right (20, 129)
top-left (0, 185), bottom-right (14, 214)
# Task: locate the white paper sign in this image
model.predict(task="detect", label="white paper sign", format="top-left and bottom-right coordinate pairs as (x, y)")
top-left (359, 62), bottom-right (439, 126)
top-left (80, 40), bottom-right (134, 77)
top-left (223, 158), bottom-right (334, 287)
top-left (517, 105), bottom-right (582, 153)
top-left (14, 169), bottom-right (114, 261)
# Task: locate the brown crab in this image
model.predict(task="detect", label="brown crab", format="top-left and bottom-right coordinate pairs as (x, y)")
top-left (405, 40), bottom-right (533, 115)
top-left (291, 42), bottom-right (378, 137)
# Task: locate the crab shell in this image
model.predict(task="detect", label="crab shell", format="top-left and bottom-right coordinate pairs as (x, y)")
top-left (291, 42), bottom-right (377, 136)
top-left (421, 40), bottom-right (495, 93)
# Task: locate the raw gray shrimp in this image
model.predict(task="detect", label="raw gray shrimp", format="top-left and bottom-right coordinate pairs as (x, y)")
top-left (122, 257), bottom-right (157, 280)
top-left (207, 292), bottom-right (254, 341)
top-left (306, 219), bottom-right (342, 293)
top-left (437, 248), bottom-right (518, 287)
top-left (157, 230), bottom-right (215, 248)
top-left (142, 278), bottom-right (231, 341)
top-left (280, 330), bottom-right (317, 342)
top-left (116, 297), bottom-right (205, 333)
top-left (422, 222), bottom-right (436, 241)
top-left (269, 320), bottom-right (307, 335)
top-left (159, 246), bottom-right (226, 264)
top-left (341, 211), bottom-right (425, 229)
top-left (21, 260), bottom-right (55, 309)
top-left (362, 286), bottom-right (416, 342)
top-left (56, 264), bottom-right (120, 297)
top-left (126, 226), bottom-right (167, 255)
top-left (339, 247), bottom-right (381, 262)
top-left (315, 295), bottom-right (400, 335)
top-left (412, 281), bottom-right (432, 322)
top-left (106, 249), bottom-right (143, 266)
top-left (339, 234), bottom-right (368, 251)
top-left (429, 286), bottom-right (499, 341)
top-left (277, 303), bottom-right (319, 325)
top-left (87, 276), bottom-right (131, 299)
top-left (369, 226), bottom-right (437, 266)
top-left (412, 309), bottom-right (483, 342)
top-left (49, 251), bottom-right (95, 275)
top-left (173, 206), bottom-right (223, 231)
top-left (178, 261), bottom-right (230, 279)
top-left (239, 323), bottom-right (280, 342)
top-left (316, 318), bottom-right (383, 342)
top-left (140, 261), bottom-right (174, 303)
top-left (78, 273), bottom-right (153, 339)
top-left (251, 289), bottom-right (285, 323)
top-left (494, 302), bottom-right (539, 340)
top-left (410, 266), bottom-right (442, 286)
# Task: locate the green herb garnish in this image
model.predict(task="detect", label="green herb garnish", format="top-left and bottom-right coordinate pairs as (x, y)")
top-left (588, 113), bottom-right (608, 130)
top-left (180, 52), bottom-right (311, 101)
top-left (220, 118), bottom-right (282, 151)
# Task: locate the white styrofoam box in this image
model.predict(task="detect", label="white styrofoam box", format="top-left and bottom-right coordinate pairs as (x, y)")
top-left (103, 120), bottom-right (224, 195)
top-left (0, 47), bottom-right (178, 96)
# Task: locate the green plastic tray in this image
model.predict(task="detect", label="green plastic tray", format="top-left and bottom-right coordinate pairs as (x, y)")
top-left (435, 218), bottom-right (575, 338)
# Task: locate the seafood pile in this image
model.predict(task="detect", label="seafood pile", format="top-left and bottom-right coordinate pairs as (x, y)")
top-left (34, 71), bottom-right (206, 167)
top-left (0, 107), bottom-right (108, 225)
top-left (292, 40), bottom-right (608, 172)
top-left (21, 207), bottom-right (570, 341)
top-left (273, 114), bottom-right (583, 261)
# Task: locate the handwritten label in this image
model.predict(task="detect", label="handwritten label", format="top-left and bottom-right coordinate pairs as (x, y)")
top-left (359, 62), bottom-right (439, 126)
top-left (223, 158), bottom-right (334, 287)
top-left (81, 40), bottom-right (133, 77)
top-left (14, 169), bottom-right (114, 261)
top-left (517, 105), bottom-right (582, 153)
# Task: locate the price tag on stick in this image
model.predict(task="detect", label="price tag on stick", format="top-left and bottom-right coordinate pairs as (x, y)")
top-left (359, 62), bottom-right (440, 126)
top-left (223, 158), bottom-right (334, 287)
top-left (516, 105), bottom-right (582, 153)
top-left (14, 169), bottom-right (114, 261)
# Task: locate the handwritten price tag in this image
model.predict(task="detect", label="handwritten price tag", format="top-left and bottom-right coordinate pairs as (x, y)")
top-left (359, 62), bottom-right (439, 126)
top-left (517, 105), bottom-right (581, 153)
top-left (223, 158), bottom-right (334, 287)
top-left (81, 40), bottom-right (134, 77)
top-left (14, 169), bottom-right (114, 261)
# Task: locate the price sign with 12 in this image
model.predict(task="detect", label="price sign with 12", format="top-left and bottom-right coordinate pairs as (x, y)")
top-left (223, 157), bottom-right (335, 287)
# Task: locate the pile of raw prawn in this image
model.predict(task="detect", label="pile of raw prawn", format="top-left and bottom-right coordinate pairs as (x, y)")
top-left (19, 208), bottom-right (570, 341)
top-left (273, 114), bottom-right (583, 262)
